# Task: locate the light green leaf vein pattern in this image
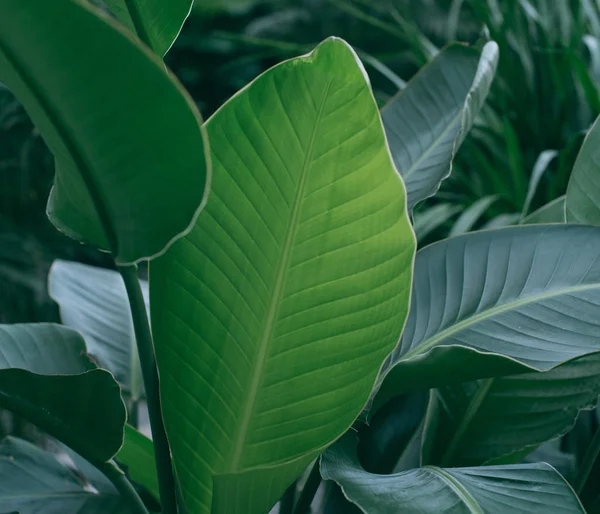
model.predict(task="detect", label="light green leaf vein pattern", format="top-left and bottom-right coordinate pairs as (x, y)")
top-left (375, 224), bottom-right (600, 410)
top-left (322, 435), bottom-right (585, 514)
top-left (103, 0), bottom-right (193, 55)
top-left (151, 38), bottom-right (415, 514)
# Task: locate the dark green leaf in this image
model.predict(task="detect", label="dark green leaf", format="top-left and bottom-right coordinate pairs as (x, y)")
top-left (116, 425), bottom-right (159, 500)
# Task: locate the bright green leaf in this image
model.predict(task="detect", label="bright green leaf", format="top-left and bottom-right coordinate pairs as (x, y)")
top-left (522, 195), bottom-right (566, 224)
top-left (116, 425), bottom-right (159, 500)
top-left (0, 437), bottom-right (126, 513)
top-left (0, 0), bottom-right (209, 264)
top-left (422, 353), bottom-right (600, 467)
top-left (49, 260), bottom-right (146, 398)
top-left (374, 225), bottom-right (600, 412)
top-left (382, 42), bottom-right (498, 209)
top-left (567, 115), bottom-right (600, 225)
top-left (151, 37), bottom-right (416, 514)
top-left (0, 324), bottom-right (126, 462)
top-left (322, 434), bottom-right (586, 514)
top-left (103, 0), bottom-right (193, 55)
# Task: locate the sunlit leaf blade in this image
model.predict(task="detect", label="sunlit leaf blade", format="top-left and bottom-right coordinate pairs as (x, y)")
top-left (151, 37), bottom-right (416, 514)
top-left (49, 260), bottom-right (146, 398)
top-left (0, 0), bottom-right (209, 264)
top-left (567, 115), bottom-right (600, 225)
top-left (522, 195), bottom-right (566, 224)
top-left (382, 42), bottom-right (498, 209)
top-left (422, 353), bottom-right (600, 467)
top-left (116, 425), bottom-right (159, 500)
top-left (0, 324), bottom-right (126, 462)
top-left (374, 225), bottom-right (600, 412)
top-left (0, 437), bottom-right (127, 514)
top-left (322, 434), bottom-right (586, 514)
top-left (103, 0), bottom-right (193, 55)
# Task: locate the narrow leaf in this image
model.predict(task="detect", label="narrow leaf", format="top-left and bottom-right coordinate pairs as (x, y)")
top-left (116, 425), bottom-right (159, 500)
top-left (0, 0), bottom-right (209, 264)
top-left (150, 38), bottom-right (416, 514)
top-left (521, 150), bottom-right (558, 219)
top-left (449, 195), bottom-right (497, 236)
top-left (413, 204), bottom-right (461, 242)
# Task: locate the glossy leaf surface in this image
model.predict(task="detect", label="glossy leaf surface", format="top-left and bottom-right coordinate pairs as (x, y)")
top-left (151, 38), bottom-right (415, 514)
top-left (0, 0), bottom-right (208, 263)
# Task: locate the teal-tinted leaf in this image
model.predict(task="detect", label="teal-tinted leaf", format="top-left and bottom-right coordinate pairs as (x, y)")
top-left (374, 225), bottom-right (600, 412)
top-left (449, 195), bottom-right (497, 236)
top-left (413, 203), bottom-right (461, 242)
top-left (321, 434), bottom-right (585, 514)
top-left (481, 212), bottom-right (520, 229)
top-left (525, 441), bottom-right (576, 480)
top-left (48, 260), bottom-right (146, 398)
top-left (521, 150), bottom-right (558, 218)
top-left (0, 437), bottom-right (127, 513)
top-left (116, 425), bottom-right (159, 500)
top-left (150, 38), bottom-right (415, 514)
top-left (103, 0), bottom-right (193, 55)
top-left (0, 0), bottom-right (209, 264)
top-left (0, 324), bottom-right (126, 462)
top-left (567, 115), bottom-right (600, 225)
top-left (522, 196), bottom-right (566, 224)
top-left (422, 353), bottom-right (600, 467)
top-left (382, 42), bottom-right (498, 209)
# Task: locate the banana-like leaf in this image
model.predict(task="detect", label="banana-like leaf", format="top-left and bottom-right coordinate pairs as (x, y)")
top-left (0, 324), bottom-right (126, 462)
top-left (567, 115), bottom-right (600, 225)
top-left (422, 353), bottom-right (600, 467)
top-left (321, 434), bottom-right (586, 514)
top-left (116, 425), bottom-right (159, 500)
top-left (103, 0), bottom-right (193, 55)
top-left (150, 38), bottom-right (416, 514)
top-left (49, 260), bottom-right (147, 398)
top-left (0, 0), bottom-right (209, 264)
top-left (0, 437), bottom-right (126, 513)
top-left (382, 42), bottom-right (498, 209)
top-left (374, 224), bottom-right (600, 412)
top-left (522, 195), bottom-right (566, 224)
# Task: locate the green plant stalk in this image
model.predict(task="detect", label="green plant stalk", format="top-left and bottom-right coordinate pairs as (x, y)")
top-left (292, 461), bottom-right (322, 514)
top-left (574, 424), bottom-right (600, 494)
top-left (119, 264), bottom-right (178, 514)
top-left (97, 460), bottom-right (149, 514)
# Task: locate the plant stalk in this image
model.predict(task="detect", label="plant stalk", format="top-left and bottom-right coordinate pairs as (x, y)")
top-left (575, 424), bottom-right (600, 494)
top-left (119, 264), bottom-right (178, 514)
top-left (97, 460), bottom-right (149, 514)
top-left (292, 461), bottom-right (322, 514)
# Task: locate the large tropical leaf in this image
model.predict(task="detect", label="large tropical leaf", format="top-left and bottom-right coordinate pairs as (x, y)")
top-left (522, 195), bottom-right (566, 224)
top-left (321, 434), bottom-right (586, 514)
top-left (49, 260), bottom-right (147, 398)
top-left (381, 42), bottom-right (498, 209)
top-left (150, 38), bottom-right (416, 514)
top-left (374, 224), bottom-right (600, 412)
top-left (0, 437), bottom-right (128, 513)
top-left (0, 0), bottom-right (209, 264)
top-left (567, 115), bottom-right (600, 225)
top-left (422, 353), bottom-right (600, 467)
top-left (103, 0), bottom-right (193, 55)
top-left (0, 324), bottom-right (125, 462)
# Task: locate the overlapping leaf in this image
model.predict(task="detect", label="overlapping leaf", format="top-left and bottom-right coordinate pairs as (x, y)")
top-left (382, 42), bottom-right (498, 209)
top-left (151, 38), bottom-right (415, 514)
top-left (374, 224), bottom-right (600, 412)
top-left (0, 0), bottom-right (209, 263)
top-left (522, 196), bottom-right (566, 224)
top-left (116, 425), bottom-right (159, 500)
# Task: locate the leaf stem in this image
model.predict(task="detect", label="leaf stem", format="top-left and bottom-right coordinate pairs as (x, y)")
top-left (97, 460), bottom-right (149, 514)
top-left (292, 461), bottom-right (322, 514)
top-left (575, 424), bottom-right (600, 494)
top-left (119, 264), bottom-right (178, 514)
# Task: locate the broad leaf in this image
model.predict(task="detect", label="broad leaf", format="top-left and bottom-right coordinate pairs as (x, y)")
top-left (322, 434), bottom-right (586, 513)
top-left (374, 225), bottom-right (600, 412)
top-left (382, 42), bottom-right (498, 209)
top-left (49, 260), bottom-right (146, 398)
top-left (0, 0), bottom-right (209, 264)
top-left (0, 324), bottom-right (125, 462)
top-left (116, 425), bottom-right (159, 500)
top-left (0, 437), bottom-right (127, 513)
top-left (422, 353), bottom-right (600, 467)
top-left (522, 195), bottom-right (566, 224)
top-left (567, 115), bottom-right (600, 225)
top-left (150, 38), bottom-right (416, 514)
top-left (103, 0), bottom-right (193, 55)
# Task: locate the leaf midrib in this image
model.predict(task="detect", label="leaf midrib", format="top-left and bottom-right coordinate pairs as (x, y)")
top-left (228, 79), bottom-right (334, 471)
top-left (425, 467), bottom-right (484, 514)
top-left (402, 282), bottom-right (600, 362)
